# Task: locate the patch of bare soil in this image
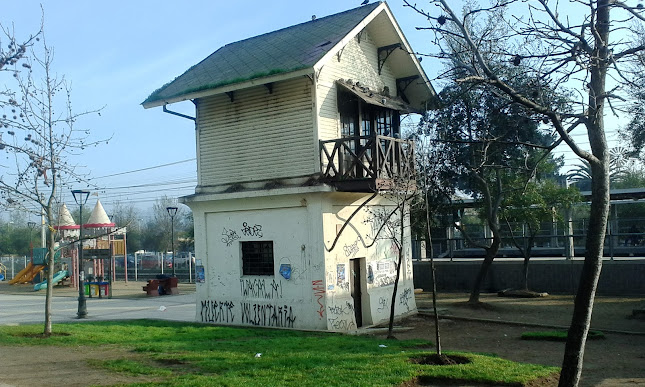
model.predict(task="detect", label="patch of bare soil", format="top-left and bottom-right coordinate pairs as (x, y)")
top-left (410, 354), bottom-right (470, 365)
top-left (387, 292), bottom-right (645, 387)
top-left (0, 345), bottom-right (155, 387)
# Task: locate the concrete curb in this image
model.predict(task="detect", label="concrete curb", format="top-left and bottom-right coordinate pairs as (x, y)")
top-left (417, 309), bottom-right (645, 336)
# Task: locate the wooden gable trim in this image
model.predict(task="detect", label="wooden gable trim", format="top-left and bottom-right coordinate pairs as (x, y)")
top-left (312, 2), bottom-right (435, 102)
top-left (313, 3), bottom-right (386, 73)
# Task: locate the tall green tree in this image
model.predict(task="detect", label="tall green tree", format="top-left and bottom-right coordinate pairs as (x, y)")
top-left (501, 177), bottom-right (581, 290)
top-left (422, 79), bottom-right (559, 304)
top-left (404, 0), bottom-right (645, 384)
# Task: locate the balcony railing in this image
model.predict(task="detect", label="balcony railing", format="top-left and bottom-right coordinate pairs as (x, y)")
top-left (319, 135), bottom-right (415, 191)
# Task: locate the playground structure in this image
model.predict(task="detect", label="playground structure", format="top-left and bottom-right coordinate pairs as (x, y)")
top-left (8, 262), bottom-right (45, 284)
top-left (33, 270), bottom-right (69, 291)
top-left (7, 199), bottom-right (127, 297)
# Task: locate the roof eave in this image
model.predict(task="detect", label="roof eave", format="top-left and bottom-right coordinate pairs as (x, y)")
top-left (143, 67), bottom-right (316, 109)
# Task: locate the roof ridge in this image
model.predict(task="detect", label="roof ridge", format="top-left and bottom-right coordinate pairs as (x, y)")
top-left (143, 2), bottom-right (385, 106)
top-left (223, 2), bottom-right (381, 48)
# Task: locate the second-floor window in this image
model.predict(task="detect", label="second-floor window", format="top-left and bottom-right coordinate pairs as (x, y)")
top-left (338, 89), bottom-right (400, 139)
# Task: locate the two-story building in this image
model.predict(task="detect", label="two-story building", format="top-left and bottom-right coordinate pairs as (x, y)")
top-left (143, 1), bottom-right (435, 331)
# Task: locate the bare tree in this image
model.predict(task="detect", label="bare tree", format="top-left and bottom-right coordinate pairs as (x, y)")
top-left (364, 172), bottom-right (417, 339)
top-left (0, 29), bottom-right (103, 336)
top-left (414, 131), bottom-right (456, 357)
top-left (404, 0), bottom-right (645, 384)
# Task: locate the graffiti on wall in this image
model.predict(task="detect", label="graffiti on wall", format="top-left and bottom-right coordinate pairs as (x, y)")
top-left (328, 317), bottom-right (356, 330)
top-left (221, 228), bottom-right (240, 246)
top-left (399, 288), bottom-right (413, 312)
top-left (200, 300), bottom-right (235, 323)
top-left (241, 222), bottom-right (263, 237)
top-left (200, 299), bottom-right (296, 328)
top-left (336, 264), bottom-right (345, 285)
top-left (240, 278), bottom-right (283, 299)
top-left (377, 296), bottom-right (389, 312)
top-left (373, 259), bottom-right (397, 287)
top-left (327, 300), bottom-right (356, 331)
top-left (343, 238), bottom-right (359, 258)
top-left (241, 302), bottom-right (296, 328)
top-left (312, 280), bottom-right (325, 318)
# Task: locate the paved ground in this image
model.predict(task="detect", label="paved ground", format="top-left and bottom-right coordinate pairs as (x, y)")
top-left (0, 281), bottom-right (197, 325)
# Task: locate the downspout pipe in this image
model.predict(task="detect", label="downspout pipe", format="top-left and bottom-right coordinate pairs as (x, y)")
top-left (163, 104), bottom-right (196, 121)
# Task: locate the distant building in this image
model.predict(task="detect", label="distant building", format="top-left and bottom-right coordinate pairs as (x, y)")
top-left (143, 2), bottom-right (436, 331)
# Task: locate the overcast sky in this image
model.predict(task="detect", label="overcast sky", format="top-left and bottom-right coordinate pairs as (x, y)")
top-left (1, 0), bottom-right (621, 222)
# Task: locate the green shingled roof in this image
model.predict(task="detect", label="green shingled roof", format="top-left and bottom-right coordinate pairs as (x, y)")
top-left (143, 2), bottom-right (381, 107)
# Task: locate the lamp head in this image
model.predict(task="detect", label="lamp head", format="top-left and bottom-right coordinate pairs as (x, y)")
top-left (71, 190), bottom-right (91, 205)
top-left (166, 206), bottom-right (178, 217)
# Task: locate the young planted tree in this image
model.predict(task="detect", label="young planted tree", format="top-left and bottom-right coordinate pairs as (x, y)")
top-left (362, 147), bottom-right (418, 339)
top-left (404, 0), bottom-right (645, 384)
top-left (413, 123), bottom-right (459, 356)
top-left (0, 30), bottom-right (102, 336)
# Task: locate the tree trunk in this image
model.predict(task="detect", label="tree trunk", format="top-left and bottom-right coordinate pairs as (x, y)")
top-left (558, 161), bottom-right (609, 386)
top-left (44, 208), bottom-right (55, 336)
top-left (559, 2), bottom-right (611, 384)
top-left (468, 248), bottom-right (495, 304)
top-left (387, 201), bottom-right (406, 339)
top-left (522, 238), bottom-right (534, 291)
top-left (425, 193), bottom-right (441, 355)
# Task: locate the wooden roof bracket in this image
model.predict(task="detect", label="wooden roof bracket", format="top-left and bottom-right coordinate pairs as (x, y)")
top-left (225, 91), bottom-right (234, 102)
top-left (396, 75), bottom-right (419, 104)
top-left (315, 66), bottom-right (324, 82)
top-left (336, 46), bottom-right (345, 62)
top-left (356, 29), bottom-right (364, 44)
top-left (377, 43), bottom-right (402, 75)
top-left (265, 83), bottom-right (274, 94)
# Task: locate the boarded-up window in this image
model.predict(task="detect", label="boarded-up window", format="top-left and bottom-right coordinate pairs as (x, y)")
top-left (241, 241), bottom-right (274, 276)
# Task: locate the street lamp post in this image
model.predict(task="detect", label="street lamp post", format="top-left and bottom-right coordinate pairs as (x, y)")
top-left (166, 206), bottom-right (178, 277)
top-left (72, 189), bottom-right (90, 319)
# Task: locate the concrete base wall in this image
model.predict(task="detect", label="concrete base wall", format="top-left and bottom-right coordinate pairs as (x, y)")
top-left (413, 260), bottom-right (645, 296)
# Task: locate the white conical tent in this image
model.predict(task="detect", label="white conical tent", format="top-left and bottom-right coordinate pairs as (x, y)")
top-left (55, 203), bottom-right (78, 230)
top-left (54, 203), bottom-right (79, 238)
top-left (84, 199), bottom-right (116, 228)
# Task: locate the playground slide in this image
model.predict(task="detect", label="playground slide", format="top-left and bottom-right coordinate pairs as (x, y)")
top-left (8, 263), bottom-right (45, 285)
top-left (8, 263), bottom-right (34, 284)
top-left (33, 270), bottom-right (69, 291)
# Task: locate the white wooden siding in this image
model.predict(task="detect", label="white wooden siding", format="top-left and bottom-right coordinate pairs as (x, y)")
top-left (197, 77), bottom-right (314, 186)
top-left (317, 29), bottom-right (397, 142)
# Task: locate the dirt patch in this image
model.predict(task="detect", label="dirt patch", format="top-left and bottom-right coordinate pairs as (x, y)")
top-left (410, 353), bottom-right (470, 365)
top-left (386, 292), bottom-right (645, 387)
top-left (0, 345), bottom-right (155, 387)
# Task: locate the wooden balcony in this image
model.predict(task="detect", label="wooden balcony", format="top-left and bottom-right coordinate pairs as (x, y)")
top-left (319, 135), bottom-right (415, 192)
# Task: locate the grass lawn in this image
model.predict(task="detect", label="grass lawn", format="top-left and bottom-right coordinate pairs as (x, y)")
top-left (0, 320), bottom-right (559, 386)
